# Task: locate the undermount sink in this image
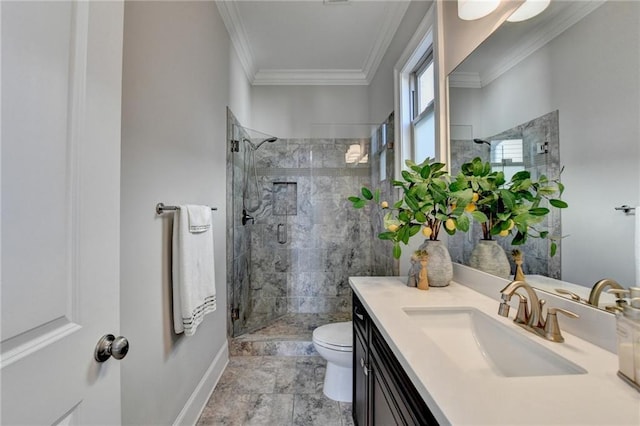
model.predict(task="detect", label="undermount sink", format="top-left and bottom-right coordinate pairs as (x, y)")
top-left (403, 307), bottom-right (587, 377)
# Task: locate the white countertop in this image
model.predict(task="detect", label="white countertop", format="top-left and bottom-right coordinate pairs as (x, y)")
top-left (350, 276), bottom-right (640, 425)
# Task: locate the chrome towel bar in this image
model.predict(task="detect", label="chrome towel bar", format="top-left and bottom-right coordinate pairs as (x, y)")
top-left (156, 203), bottom-right (218, 215)
top-left (614, 205), bottom-right (636, 214)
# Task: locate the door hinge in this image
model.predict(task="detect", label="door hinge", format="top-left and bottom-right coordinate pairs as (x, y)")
top-left (231, 139), bottom-right (239, 152)
top-left (231, 307), bottom-right (239, 321)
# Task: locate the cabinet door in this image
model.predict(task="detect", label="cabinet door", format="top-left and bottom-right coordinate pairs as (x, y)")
top-left (353, 331), bottom-right (369, 426)
top-left (371, 359), bottom-right (403, 426)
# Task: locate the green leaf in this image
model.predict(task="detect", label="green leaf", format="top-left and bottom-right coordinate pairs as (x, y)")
top-left (529, 207), bottom-right (550, 216)
top-left (415, 183), bottom-right (429, 199)
top-left (511, 170), bottom-right (530, 182)
top-left (398, 210), bottom-right (411, 222)
top-left (512, 231), bottom-right (526, 245)
top-left (373, 189), bottom-right (380, 203)
top-left (549, 199), bottom-right (568, 208)
top-left (499, 189), bottom-right (516, 210)
top-left (401, 170), bottom-right (416, 183)
top-left (353, 199), bottom-right (366, 209)
top-left (361, 187), bottom-right (373, 200)
top-left (348, 196), bottom-right (361, 203)
top-left (404, 194), bottom-right (420, 211)
top-left (415, 211), bottom-right (427, 223)
top-left (550, 242), bottom-right (557, 257)
top-left (470, 211), bottom-right (489, 223)
top-left (408, 224), bottom-right (421, 238)
top-left (393, 243), bottom-right (402, 259)
top-left (456, 214), bottom-right (470, 232)
top-left (420, 164), bottom-right (432, 179)
top-left (378, 232), bottom-right (395, 240)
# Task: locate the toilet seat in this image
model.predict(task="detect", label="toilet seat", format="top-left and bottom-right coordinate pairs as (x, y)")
top-left (312, 321), bottom-right (352, 352)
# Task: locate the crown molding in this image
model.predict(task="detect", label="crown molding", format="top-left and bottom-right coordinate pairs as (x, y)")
top-left (252, 69), bottom-right (369, 86)
top-left (217, 0), bottom-right (409, 85)
top-left (216, 1), bottom-right (256, 82)
top-left (362, 1), bottom-right (411, 84)
top-left (448, 72), bottom-right (482, 89)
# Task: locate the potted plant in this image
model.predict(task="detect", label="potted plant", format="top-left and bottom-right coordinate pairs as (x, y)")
top-left (450, 157), bottom-right (568, 277)
top-left (349, 158), bottom-right (473, 287)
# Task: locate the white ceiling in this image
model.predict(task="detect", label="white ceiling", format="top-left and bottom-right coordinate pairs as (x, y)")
top-left (216, 0), bottom-right (411, 85)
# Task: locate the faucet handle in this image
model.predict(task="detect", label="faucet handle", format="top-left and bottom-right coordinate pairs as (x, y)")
top-left (555, 288), bottom-right (586, 303)
top-left (607, 288), bottom-right (630, 297)
top-left (543, 307), bottom-right (579, 343)
top-left (514, 293), bottom-right (529, 325)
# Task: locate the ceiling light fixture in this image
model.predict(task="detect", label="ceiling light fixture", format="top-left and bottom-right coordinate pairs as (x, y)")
top-left (457, 0), bottom-right (500, 21)
top-left (506, 0), bottom-right (551, 22)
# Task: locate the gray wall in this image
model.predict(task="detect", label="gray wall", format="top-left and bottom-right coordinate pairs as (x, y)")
top-left (367, 0), bottom-right (433, 125)
top-left (120, 2), bottom-right (250, 424)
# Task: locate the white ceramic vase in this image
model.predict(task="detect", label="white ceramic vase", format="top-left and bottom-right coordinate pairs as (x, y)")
top-left (415, 240), bottom-right (453, 287)
top-left (469, 240), bottom-right (511, 279)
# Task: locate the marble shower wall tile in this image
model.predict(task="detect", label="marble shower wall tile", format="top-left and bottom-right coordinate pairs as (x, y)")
top-left (230, 117), bottom-right (400, 328)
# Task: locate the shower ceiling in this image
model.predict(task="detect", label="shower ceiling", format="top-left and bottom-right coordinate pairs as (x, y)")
top-left (216, 0), bottom-right (412, 85)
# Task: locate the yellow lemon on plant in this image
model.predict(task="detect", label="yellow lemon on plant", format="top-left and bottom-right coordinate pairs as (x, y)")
top-left (388, 224), bottom-right (399, 232)
top-left (380, 201), bottom-right (389, 208)
top-left (472, 192), bottom-right (480, 202)
top-left (507, 219), bottom-right (515, 230)
top-left (450, 203), bottom-right (457, 211)
top-left (422, 227), bottom-right (433, 238)
top-left (499, 229), bottom-right (510, 237)
top-left (445, 218), bottom-right (456, 231)
top-left (465, 203), bottom-right (476, 212)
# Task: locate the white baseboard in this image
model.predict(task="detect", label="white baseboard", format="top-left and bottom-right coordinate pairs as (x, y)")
top-left (173, 341), bottom-right (229, 426)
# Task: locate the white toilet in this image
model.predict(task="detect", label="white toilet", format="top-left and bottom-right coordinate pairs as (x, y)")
top-left (312, 321), bottom-right (353, 402)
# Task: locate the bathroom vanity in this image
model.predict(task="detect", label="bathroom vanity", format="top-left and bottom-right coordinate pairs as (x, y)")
top-left (350, 276), bottom-right (640, 425)
top-left (353, 293), bottom-right (438, 425)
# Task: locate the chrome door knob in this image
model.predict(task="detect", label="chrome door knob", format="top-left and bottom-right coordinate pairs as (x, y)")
top-left (94, 334), bottom-right (129, 362)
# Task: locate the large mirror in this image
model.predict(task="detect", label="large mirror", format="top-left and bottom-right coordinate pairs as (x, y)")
top-left (447, 0), bottom-right (639, 309)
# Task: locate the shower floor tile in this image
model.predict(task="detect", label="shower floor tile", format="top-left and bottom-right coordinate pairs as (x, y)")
top-left (230, 313), bottom-right (352, 357)
top-left (197, 355), bottom-right (353, 426)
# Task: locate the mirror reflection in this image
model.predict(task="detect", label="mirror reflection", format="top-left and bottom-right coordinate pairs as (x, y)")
top-left (447, 0), bottom-right (639, 310)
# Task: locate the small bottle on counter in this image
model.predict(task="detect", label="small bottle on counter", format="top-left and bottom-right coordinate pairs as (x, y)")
top-left (615, 297), bottom-right (640, 391)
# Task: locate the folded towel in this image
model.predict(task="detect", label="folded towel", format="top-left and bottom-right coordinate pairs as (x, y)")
top-left (186, 205), bottom-right (211, 233)
top-left (172, 205), bottom-right (216, 336)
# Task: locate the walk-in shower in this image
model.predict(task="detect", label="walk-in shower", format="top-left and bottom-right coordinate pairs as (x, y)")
top-left (226, 108), bottom-right (397, 343)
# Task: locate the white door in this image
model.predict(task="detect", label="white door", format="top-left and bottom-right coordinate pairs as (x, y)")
top-left (1, 1), bottom-right (124, 424)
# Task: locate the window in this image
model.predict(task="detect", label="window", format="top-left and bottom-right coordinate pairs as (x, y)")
top-left (410, 50), bottom-right (435, 163)
top-left (393, 3), bottom-right (435, 181)
top-left (491, 139), bottom-right (524, 182)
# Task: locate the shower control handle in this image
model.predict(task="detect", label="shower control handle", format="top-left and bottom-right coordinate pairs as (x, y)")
top-left (277, 223), bottom-right (287, 244)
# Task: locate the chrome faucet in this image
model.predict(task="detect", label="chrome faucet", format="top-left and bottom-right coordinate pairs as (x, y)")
top-left (499, 280), bottom-right (578, 342)
top-left (588, 278), bottom-right (623, 306)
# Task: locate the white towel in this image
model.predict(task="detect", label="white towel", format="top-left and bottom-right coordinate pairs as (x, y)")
top-left (172, 205), bottom-right (216, 336)
top-left (636, 207), bottom-right (640, 286)
top-left (187, 204), bottom-right (211, 233)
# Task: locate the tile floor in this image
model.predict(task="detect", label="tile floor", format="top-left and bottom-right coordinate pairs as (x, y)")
top-left (197, 355), bottom-right (353, 426)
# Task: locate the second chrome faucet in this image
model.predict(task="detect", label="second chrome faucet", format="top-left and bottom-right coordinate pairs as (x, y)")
top-left (498, 280), bottom-right (578, 343)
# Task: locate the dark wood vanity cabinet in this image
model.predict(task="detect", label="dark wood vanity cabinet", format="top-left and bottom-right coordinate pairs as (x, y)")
top-left (353, 293), bottom-right (439, 426)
